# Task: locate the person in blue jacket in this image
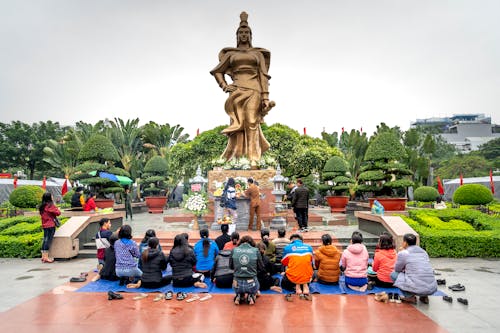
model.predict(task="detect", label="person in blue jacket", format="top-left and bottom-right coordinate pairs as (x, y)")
top-left (194, 228), bottom-right (219, 277)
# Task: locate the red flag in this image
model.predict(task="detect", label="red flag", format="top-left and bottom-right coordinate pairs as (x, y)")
top-left (459, 173), bottom-right (463, 186)
top-left (61, 178), bottom-right (68, 195)
top-left (303, 127), bottom-right (306, 135)
top-left (342, 127), bottom-right (344, 133)
top-left (42, 176), bottom-right (46, 190)
top-left (360, 127), bottom-right (363, 133)
top-left (196, 128), bottom-right (199, 136)
top-left (13, 176), bottom-right (18, 189)
top-left (491, 169), bottom-right (495, 194)
top-left (437, 176), bottom-right (444, 195)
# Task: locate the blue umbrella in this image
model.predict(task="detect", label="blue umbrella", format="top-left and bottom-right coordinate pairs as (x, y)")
top-left (97, 172), bottom-right (119, 182)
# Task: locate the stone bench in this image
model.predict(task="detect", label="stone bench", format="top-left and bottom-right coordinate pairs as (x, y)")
top-left (355, 211), bottom-right (418, 250)
top-left (49, 212), bottom-right (124, 259)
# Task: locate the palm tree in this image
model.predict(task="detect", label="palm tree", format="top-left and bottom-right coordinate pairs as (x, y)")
top-left (107, 118), bottom-right (143, 177)
top-left (42, 139), bottom-right (79, 177)
top-left (141, 122), bottom-right (190, 158)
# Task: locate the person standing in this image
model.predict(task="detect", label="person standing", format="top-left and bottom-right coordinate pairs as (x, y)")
top-left (124, 187), bottom-right (133, 220)
top-left (292, 179), bottom-right (309, 232)
top-left (244, 178), bottom-right (261, 230)
top-left (286, 181), bottom-right (298, 223)
top-left (222, 178), bottom-right (238, 222)
top-left (39, 192), bottom-right (61, 263)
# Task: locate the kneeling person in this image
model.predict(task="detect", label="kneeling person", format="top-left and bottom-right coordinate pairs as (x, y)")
top-left (281, 234), bottom-right (314, 301)
top-left (230, 236), bottom-right (263, 305)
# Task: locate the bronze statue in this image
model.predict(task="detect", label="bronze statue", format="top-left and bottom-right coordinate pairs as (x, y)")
top-left (210, 12), bottom-right (275, 168)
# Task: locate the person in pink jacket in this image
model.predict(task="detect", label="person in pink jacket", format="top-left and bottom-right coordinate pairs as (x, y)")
top-left (340, 231), bottom-right (369, 291)
top-left (39, 192), bottom-right (61, 263)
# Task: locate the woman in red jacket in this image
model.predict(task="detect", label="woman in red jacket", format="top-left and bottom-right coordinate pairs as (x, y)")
top-left (83, 192), bottom-right (97, 212)
top-left (39, 192), bottom-right (61, 263)
top-left (370, 233), bottom-right (397, 287)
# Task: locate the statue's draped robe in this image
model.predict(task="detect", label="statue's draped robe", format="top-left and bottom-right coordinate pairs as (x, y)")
top-left (210, 47), bottom-right (271, 164)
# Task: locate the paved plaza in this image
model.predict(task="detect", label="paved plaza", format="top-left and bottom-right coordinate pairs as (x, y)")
top-left (0, 209), bottom-right (499, 332)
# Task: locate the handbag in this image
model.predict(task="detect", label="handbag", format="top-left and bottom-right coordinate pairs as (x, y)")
top-left (219, 189), bottom-right (227, 208)
top-left (53, 217), bottom-right (61, 228)
top-left (95, 231), bottom-right (110, 249)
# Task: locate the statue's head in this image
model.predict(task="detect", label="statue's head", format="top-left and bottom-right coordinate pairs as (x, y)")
top-left (236, 11), bottom-right (252, 47)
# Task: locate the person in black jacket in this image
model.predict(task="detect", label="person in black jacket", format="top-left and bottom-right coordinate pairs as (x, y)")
top-left (139, 237), bottom-right (172, 288)
top-left (211, 249), bottom-right (234, 288)
top-left (97, 234), bottom-right (119, 281)
top-left (291, 179), bottom-right (309, 232)
top-left (215, 224), bottom-right (231, 250)
top-left (70, 187), bottom-right (84, 209)
top-left (167, 234), bottom-right (207, 288)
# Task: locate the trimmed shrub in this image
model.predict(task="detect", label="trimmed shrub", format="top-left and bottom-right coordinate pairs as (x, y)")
top-left (453, 184), bottom-right (494, 205)
top-left (78, 134), bottom-right (120, 162)
top-left (0, 222), bottom-right (42, 236)
top-left (9, 186), bottom-right (45, 209)
top-left (402, 208), bottom-right (500, 257)
top-left (414, 186), bottom-right (440, 202)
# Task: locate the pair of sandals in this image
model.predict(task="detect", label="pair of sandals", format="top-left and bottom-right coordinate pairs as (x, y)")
top-left (448, 283), bottom-right (465, 291)
top-left (443, 295), bottom-right (468, 305)
top-left (69, 272), bottom-right (88, 283)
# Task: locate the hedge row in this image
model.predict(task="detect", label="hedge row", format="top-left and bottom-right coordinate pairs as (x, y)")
top-left (0, 215), bottom-right (68, 258)
top-left (403, 208), bottom-right (500, 257)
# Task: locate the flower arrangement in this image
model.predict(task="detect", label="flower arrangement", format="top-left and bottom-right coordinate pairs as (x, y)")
top-left (183, 192), bottom-right (209, 216)
top-left (212, 177), bottom-right (248, 197)
top-left (258, 155), bottom-right (277, 169)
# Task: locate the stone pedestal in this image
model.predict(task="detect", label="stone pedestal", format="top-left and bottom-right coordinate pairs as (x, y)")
top-left (208, 169), bottom-right (277, 230)
top-left (211, 197), bottom-right (250, 231)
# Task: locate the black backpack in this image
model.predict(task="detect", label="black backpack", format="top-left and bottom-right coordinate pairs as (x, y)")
top-left (219, 189), bottom-right (228, 207)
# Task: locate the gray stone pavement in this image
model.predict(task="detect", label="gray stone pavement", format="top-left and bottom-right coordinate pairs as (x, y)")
top-left (0, 208), bottom-right (499, 333)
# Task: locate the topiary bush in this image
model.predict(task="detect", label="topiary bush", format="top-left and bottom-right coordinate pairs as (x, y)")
top-left (142, 156), bottom-right (169, 196)
top-left (9, 186), bottom-right (45, 208)
top-left (453, 184), bottom-right (494, 205)
top-left (321, 156), bottom-right (353, 195)
top-left (414, 186), bottom-right (440, 202)
top-left (0, 215), bottom-right (69, 258)
top-left (402, 208), bottom-right (500, 257)
top-left (358, 131), bottom-right (413, 196)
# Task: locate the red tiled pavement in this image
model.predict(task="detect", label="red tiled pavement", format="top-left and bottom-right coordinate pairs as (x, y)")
top-left (0, 283), bottom-right (448, 333)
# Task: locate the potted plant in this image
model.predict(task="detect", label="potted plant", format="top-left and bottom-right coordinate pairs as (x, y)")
top-left (321, 156), bottom-right (353, 213)
top-left (71, 134), bottom-right (128, 208)
top-left (358, 131), bottom-right (413, 211)
top-left (142, 155), bottom-right (169, 213)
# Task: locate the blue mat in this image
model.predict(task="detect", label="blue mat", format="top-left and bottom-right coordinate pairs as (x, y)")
top-left (308, 282), bottom-right (343, 294)
top-left (76, 279), bottom-right (212, 294)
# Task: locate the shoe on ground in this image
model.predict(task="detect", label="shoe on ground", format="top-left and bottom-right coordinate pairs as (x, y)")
top-left (443, 295), bottom-right (453, 303)
top-left (419, 296), bottom-right (429, 304)
top-left (108, 291), bottom-right (123, 300)
top-left (400, 295), bottom-right (417, 304)
top-left (436, 279), bottom-right (446, 285)
top-left (448, 283), bottom-right (463, 290)
top-left (374, 292), bottom-right (388, 303)
top-left (388, 292), bottom-right (395, 303)
top-left (165, 291), bottom-right (173, 300)
top-left (457, 297), bottom-right (468, 305)
top-left (393, 293), bottom-right (402, 303)
top-left (449, 285), bottom-right (465, 292)
top-left (70, 277), bottom-right (86, 283)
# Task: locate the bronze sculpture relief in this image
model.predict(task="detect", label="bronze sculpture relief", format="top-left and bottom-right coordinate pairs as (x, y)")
top-left (210, 12), bottom-right (275, 168)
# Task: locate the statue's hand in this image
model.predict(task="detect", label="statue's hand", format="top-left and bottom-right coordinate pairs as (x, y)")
top-left (223, 84), bottom-right (237, 93)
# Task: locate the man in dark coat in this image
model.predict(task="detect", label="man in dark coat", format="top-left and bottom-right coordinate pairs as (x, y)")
top-left (291, 179), bottom-right (309, 231)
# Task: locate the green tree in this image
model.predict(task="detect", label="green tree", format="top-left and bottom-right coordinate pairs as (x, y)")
top-left (0, 121), bottom-right (66, 179)
top-left (435, 155), bottom-right (492, 179)
top-left (142, 122), bottom-right (190, 158)
top-left (477, 138), bottom-right (500, 168)
top-left (107, 118), bottom-right (143, 177)
top-left (42, 139), bottom-right (79, 177)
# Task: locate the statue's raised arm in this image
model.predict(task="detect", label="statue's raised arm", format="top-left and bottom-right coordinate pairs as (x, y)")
top-left (210, 12), bottom-right (275, 169)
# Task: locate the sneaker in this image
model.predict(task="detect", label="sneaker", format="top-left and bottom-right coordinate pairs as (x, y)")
top-left (436, 279), bottom-right (446, 285)
top-left (457, 297), bottom-right (468, 306)
top-left (442, 295), bottom-right (453, 303)
top-left (393, 293), bottom-right (402, 304)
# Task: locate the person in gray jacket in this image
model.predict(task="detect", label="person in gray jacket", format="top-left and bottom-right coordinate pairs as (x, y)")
top-left (211, 249), bottom-right (234, 288)
top-left (392, 233), bottom-right (437, 304)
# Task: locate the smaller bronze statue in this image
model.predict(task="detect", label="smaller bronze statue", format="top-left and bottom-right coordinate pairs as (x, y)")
top-left (210, 12), bottom-right (276, 168)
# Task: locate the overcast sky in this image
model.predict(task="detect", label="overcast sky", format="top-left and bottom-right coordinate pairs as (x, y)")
top-left (1, 0), bottom-right (499, 139)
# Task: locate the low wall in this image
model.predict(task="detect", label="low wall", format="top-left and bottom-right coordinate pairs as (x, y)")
top-left (355, 211), bottom-right (418, 250)
top-left (49, 212), bottom-right (124, 259)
